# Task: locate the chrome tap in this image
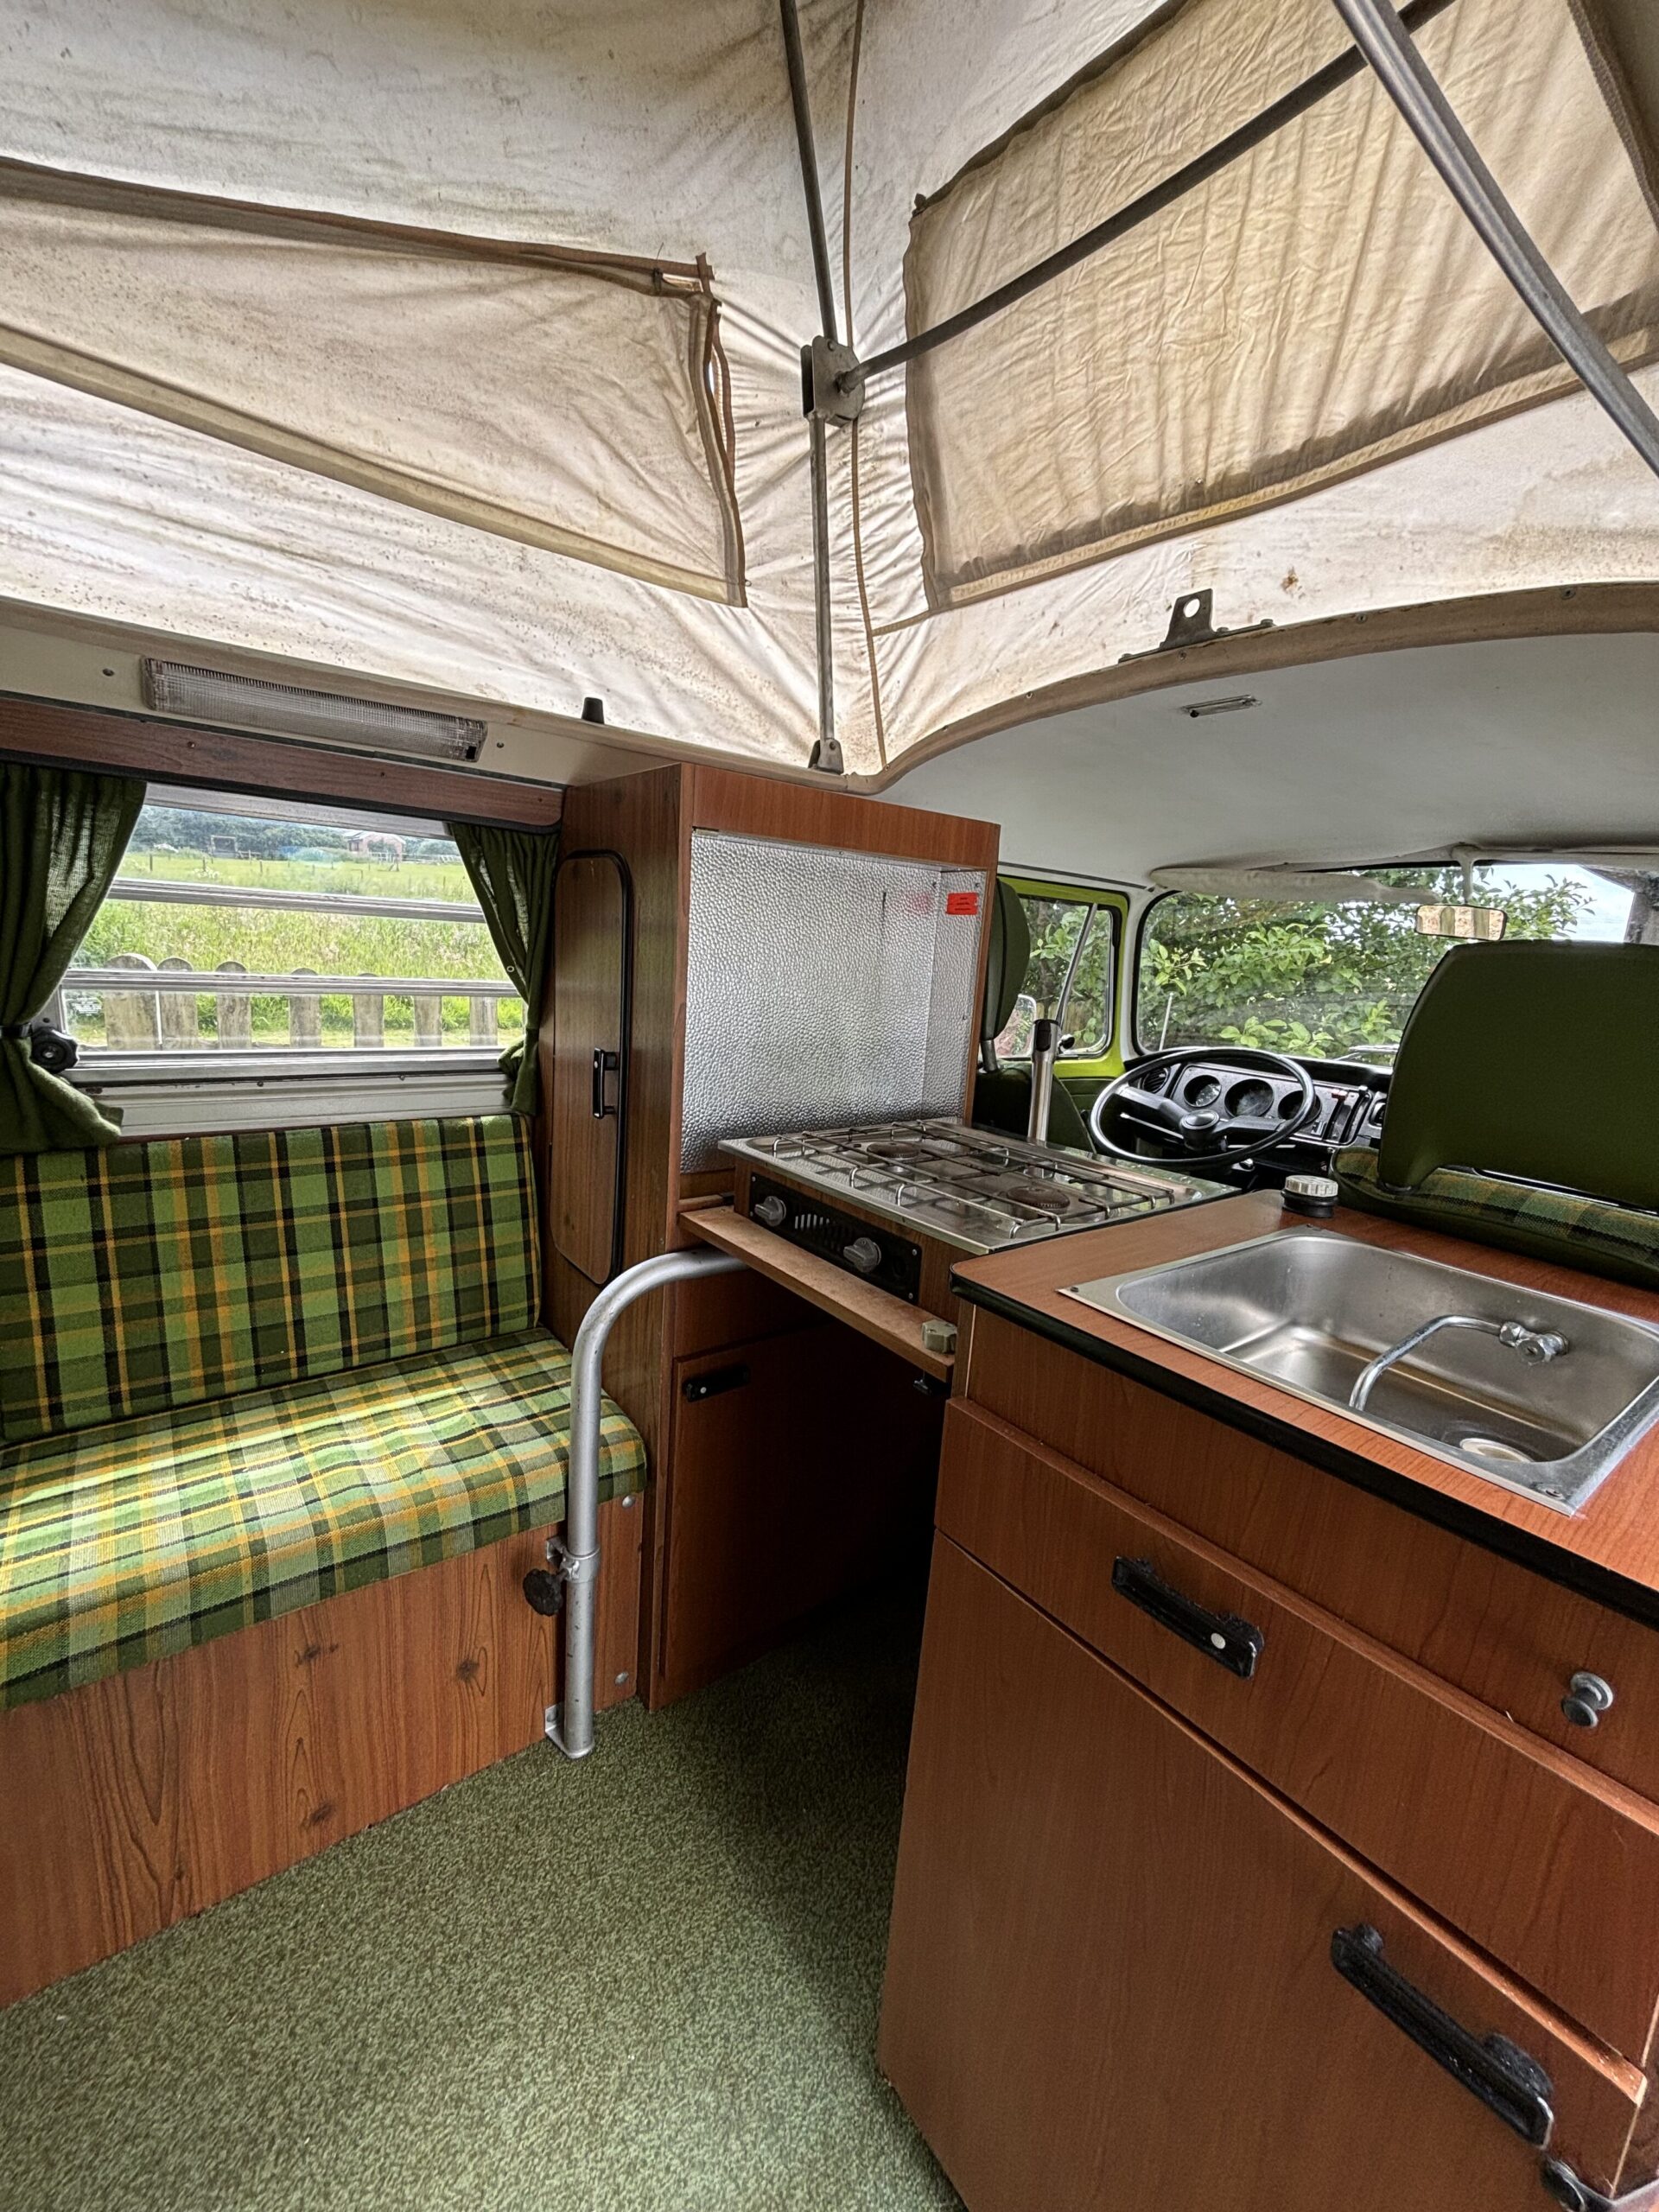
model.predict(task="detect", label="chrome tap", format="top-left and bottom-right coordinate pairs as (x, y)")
top-left (1349, 1314), bottom-right (1568, 1414)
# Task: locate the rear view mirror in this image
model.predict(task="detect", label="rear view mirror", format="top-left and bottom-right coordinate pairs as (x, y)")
top-left (1414, 903), bottom-right (1507, 941)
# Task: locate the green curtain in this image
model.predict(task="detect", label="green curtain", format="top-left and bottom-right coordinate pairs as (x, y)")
top-left (1, 762), bottom-right (145, 1154)
top-left (448, 820), bottom-right (560, 1115)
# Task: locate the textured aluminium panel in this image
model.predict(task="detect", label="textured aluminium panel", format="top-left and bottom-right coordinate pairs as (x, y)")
top-left (681, 831), bottom-right (985, 1171)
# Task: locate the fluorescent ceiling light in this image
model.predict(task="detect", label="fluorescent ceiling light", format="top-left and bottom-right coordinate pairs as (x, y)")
top-left (142, 659), bottom-right (486, 763)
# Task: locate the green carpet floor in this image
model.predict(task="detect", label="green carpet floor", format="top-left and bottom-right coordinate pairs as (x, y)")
top-left (0, 1583), bottom-right (962, 2212)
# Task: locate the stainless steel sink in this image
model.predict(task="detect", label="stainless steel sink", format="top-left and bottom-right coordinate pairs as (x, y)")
top-left (1061, 1227), bottom-right (1659, 1513)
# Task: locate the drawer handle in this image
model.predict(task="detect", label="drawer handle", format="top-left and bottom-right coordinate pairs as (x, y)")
top-left (1110, 1555), bottom-right (1263, 1680)
top-left (1332, 1924), bottom-right (1555, 2149)
top-left (682, 1363), bottom-right (749, 1403)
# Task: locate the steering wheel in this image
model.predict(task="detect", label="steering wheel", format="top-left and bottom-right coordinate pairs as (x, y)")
top-left (1089, 1046), bottom-right (1317, 1170)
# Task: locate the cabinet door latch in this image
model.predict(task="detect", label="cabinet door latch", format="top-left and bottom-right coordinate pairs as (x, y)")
top-left (1541, 2160), bottom-right (1659, 2211)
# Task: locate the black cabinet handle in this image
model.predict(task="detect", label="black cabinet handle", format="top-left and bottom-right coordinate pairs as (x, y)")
top-left (1110, 1555), bottom-right (1263, 1679)
top-left (591, 1047), bottom-right (620, 1119)
top-left (682, 1363), bottom-right (749, 1403)
top-left (1332, 1925), bottom-right (1555, 2149)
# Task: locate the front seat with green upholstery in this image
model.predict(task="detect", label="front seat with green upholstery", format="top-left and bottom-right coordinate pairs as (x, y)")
top-left (1334, 942), bottom-right (1659, 1290)
top-left (972, 880), bottom-right (1095, 1150)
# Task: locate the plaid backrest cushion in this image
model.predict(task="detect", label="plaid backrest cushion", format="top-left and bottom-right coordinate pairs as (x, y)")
top-left (0, 1116), bottom-right (539, 1445)
top-left (1333, 1146), bottom-right (1659, 1293)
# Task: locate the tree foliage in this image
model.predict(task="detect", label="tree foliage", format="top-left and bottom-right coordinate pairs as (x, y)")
top-left (1139, 870), bottom-right (1587, 1060)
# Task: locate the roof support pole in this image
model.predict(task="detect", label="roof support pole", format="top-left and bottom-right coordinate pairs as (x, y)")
top-left (546, 1245), bottom-right (746, 1761)
top-left (779, 0), bottom-right (856, 772)
top-left (1332, 0), bottom-right (1659, 483)
top-left (808, 406), bottom-right (839, 770)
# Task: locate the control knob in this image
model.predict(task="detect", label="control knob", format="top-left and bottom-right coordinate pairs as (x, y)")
top-left (753, 1194), bottom-right (788, 1229)
top-left (843, 1236), bottom-right (883, 1277)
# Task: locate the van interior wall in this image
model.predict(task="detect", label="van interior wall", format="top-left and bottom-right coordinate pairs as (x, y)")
top-left (4, 2), bottom-right (1659, 782)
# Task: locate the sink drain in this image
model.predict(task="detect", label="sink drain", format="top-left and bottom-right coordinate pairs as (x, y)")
top-left (1458, 1434), bottom-right (1538, 1465)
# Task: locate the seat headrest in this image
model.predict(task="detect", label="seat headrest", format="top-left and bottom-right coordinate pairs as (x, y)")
top-left (1378, 942), bottom-right (1659, 1210)
top-left (981, 880), bottom-right (1031, 1049)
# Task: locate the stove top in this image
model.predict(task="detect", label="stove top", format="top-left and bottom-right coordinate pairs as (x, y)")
top-left (722, 1118), bottom-right (1224, 1254)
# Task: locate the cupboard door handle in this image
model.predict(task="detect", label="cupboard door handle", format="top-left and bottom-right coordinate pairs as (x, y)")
top-left (1332, 1925), bottom-right (1555, 2149)
top-left (1110, 1555), bottom-right (1263, 1679)
top-left (682, 1363), bottom-right (749, 1403)
top-left (591, 1047), bottom-right (620, 1118)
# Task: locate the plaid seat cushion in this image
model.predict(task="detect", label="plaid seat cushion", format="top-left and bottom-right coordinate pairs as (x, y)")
top-left (0, 1328), bottom-right (645, 1708)
top-left (0, 1116), bottom-right (539, 1446)
top-left (1334, 1147), bottom-right (1659, 1293)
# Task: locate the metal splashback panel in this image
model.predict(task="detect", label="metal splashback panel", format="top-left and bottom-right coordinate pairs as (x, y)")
top-left (681, 831), bottom-right (985, 1173)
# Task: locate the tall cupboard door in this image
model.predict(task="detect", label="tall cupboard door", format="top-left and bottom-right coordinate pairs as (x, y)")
top-left (879, 1539), bottom-right (1647, 2212)
top-left (550, 853), bottom-right (627, 1284)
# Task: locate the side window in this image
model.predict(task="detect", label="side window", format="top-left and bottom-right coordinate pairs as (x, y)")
top-left (60, 792), bottom-right (523, 1065)
top-left (992, 892), bottom-right (1116, 1060)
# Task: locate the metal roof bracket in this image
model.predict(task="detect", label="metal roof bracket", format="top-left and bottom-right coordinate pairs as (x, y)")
top-left (1120, 588), bottom-right (1276, 662)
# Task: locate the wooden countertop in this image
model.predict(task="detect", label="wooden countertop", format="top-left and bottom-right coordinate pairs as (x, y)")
top-left (951, 1193), bottom-right (1659, 1627)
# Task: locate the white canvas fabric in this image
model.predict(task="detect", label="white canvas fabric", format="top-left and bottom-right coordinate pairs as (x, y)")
top-left (0, 162), bottom-right (744, 601)
top-left (1, 0), bottom-right (1658, 785)
top-left (899, 0), bottom-right (1659, 610)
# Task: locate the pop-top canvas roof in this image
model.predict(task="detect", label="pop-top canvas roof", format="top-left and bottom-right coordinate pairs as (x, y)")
top-left (3, 0), bottom-right (1659, 784)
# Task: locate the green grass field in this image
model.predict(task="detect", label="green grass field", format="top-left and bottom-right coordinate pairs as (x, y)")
top-left (71, 854), bottom-right (522, 1048)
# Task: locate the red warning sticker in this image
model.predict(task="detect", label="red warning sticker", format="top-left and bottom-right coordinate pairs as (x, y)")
top-left (945, 890), bottom-right (981, 917)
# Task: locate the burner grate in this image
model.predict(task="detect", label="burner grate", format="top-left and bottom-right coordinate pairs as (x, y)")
top-left (726, 1118), bottom-right (1217, 1252)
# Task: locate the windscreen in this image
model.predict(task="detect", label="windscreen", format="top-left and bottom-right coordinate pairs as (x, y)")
top-left (1137, 867), bottom-right (1630, 1061)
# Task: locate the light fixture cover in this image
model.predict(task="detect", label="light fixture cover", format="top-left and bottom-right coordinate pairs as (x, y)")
top-left (142, 659), bottom-right (486, 762)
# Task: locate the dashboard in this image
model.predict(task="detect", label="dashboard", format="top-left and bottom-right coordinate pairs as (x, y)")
top-left (1133, 1056), bottom-right (1389, 1152)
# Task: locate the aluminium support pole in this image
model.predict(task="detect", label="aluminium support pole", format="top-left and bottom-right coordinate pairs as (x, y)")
top-left (808, 410), bottom-right (837, 767)
top-left (549, 1246), bottom-right (746, 1761)
top-left (1332, 0), bottom-right (1659, 484)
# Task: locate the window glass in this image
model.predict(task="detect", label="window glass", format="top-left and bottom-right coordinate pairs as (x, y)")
top-left (1136, 865), bottom-right (1628, 1063)
top-left (62, 798), bottom-right (523, 1057)
top-left (993, 893), bottom-right (1116, 1059)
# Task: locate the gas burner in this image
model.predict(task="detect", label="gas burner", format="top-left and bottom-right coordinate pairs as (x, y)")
top-left (724, 1118), bottom-right (1225, 1255)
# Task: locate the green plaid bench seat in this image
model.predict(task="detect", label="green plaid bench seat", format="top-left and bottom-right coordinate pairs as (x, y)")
top-left (0, 1116), bottom-right (645, 1709)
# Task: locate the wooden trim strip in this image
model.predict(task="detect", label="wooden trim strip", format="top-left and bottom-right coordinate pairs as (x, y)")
top-left (0, 697), bottom-right (563, 827)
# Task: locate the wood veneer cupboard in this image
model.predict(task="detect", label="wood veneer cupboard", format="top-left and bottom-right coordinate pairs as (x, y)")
top-left (543, 763), bottom-right (997, 1709)
top-left (882, 1205), bottom-right (1659, 2208)
top-left (880, 1541), bottom-right (1649, 2212)
top-left (655, 1321), bottom-right (941, 1705)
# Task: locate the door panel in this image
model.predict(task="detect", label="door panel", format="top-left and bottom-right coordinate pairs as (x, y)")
top-left (654, 1322), bottom-right (941, 1705)
top-left (880, 1538), bottom-right (1645, 2212)
top-left (551, 854), bottom-right (626, 1284)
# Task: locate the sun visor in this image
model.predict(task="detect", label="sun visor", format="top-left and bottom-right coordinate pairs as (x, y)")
top-left (900, 0), bottom-right (1659, 613)
top-left (0, 161), bottom-right (745, 604)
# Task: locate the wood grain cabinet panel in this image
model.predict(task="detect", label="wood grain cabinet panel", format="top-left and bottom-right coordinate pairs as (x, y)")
top-left (963, 1313), bottom-right (1659, 1805)
top-left (0, 1503), bottom-right (641, 2007)
top-left (653, 1322), bottom-right (941, 1707)
top-left (880, 1538), bottom-right (1650, 2212)
top-left (550, 853), bottom-right (627, 1285)
top-left (938, 1401), bottom-right (1659, 2065)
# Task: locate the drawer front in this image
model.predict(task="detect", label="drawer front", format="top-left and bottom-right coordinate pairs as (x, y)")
top-left (963, 1313), bottom-right (1659, 1804)
top-left (941, 1399), bottom-right (1659, 2063)
top-left (882, 1538), bottom-right (1649, 2212)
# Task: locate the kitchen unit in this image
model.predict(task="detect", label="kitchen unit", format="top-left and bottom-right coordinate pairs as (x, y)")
top-left (880, 1191), bottom-right (1659, 2212)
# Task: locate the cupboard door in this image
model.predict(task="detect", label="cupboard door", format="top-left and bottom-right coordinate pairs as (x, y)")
top-left (654, 1322), bottom-right (940, 1705)
top-left (550, 853), bottom-right (627, 1285)
top-left (879, 1539), bottom-right (1646, 2212)
top-left (936, 1400), bottom-right (1659, 2065)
